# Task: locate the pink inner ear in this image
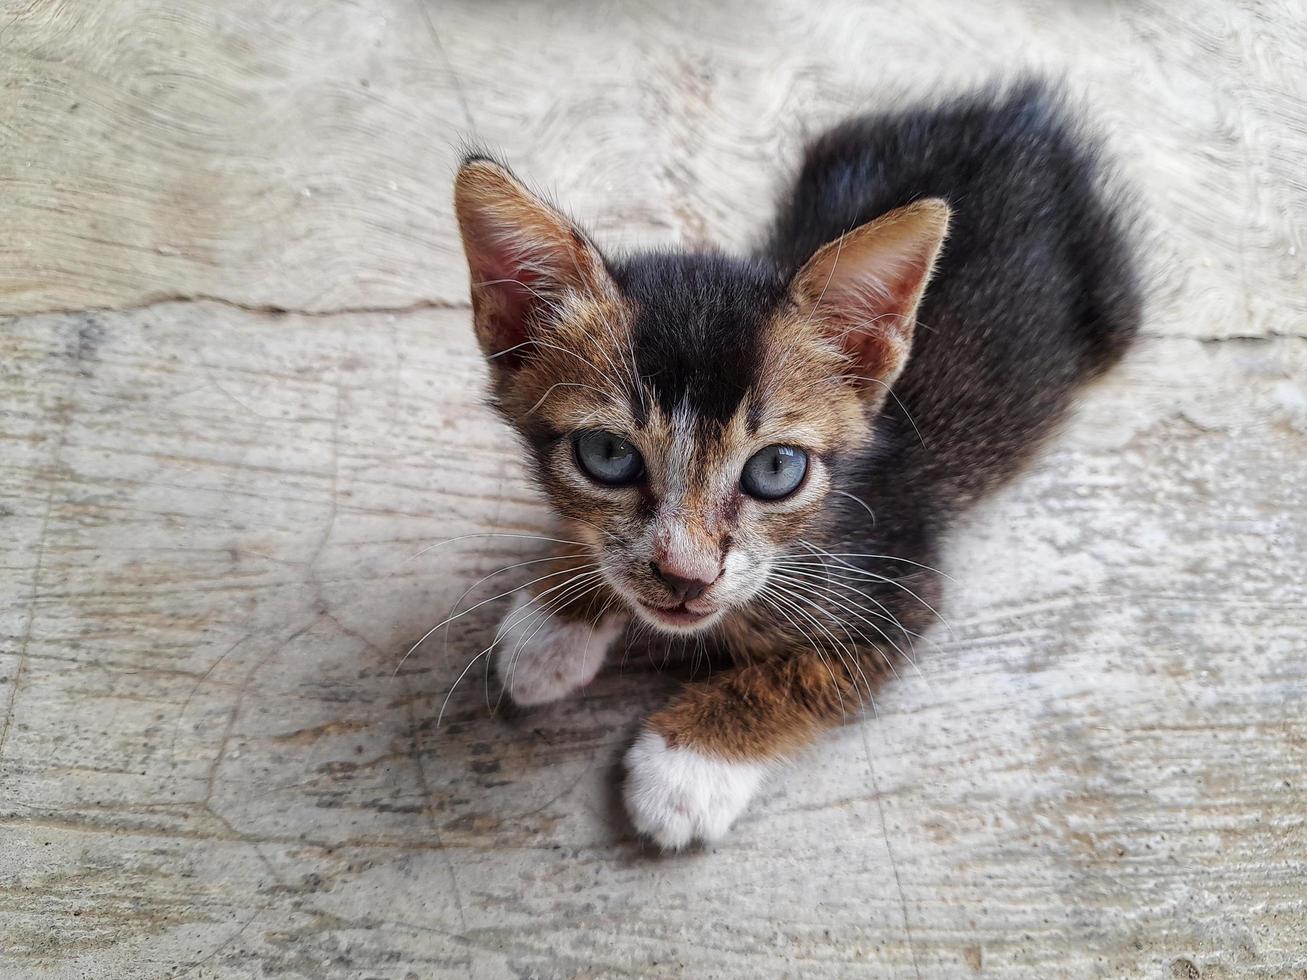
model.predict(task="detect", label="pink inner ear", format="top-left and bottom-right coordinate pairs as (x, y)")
top-left (465, 233), bottom-right (557, 364)
top-left (812, 261), bottom-right (923, 384)
top-left (456, 160), bottom-right (603, 367)
top-left (816, 245), bottom-right (930, 323)
top-left (795, 200), bottom-right (950, 389)
top-left (834, 314), bottom-right (905, 387)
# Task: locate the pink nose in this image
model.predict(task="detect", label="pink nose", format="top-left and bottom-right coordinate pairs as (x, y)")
top-left (649, 561), bottom-right (716, 602)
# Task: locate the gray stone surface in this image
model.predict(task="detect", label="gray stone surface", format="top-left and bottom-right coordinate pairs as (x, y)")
top-left (0, 1), bottom-right (1303, 977)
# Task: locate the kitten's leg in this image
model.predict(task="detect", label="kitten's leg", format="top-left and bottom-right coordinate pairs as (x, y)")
top-left (493, 550), bottom-right (627, 707)
top-left (624, 652), bottom-right (876, 848)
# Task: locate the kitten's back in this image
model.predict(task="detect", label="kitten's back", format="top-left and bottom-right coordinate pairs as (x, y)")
top-left (769, 81), bottom-right (1142, 507)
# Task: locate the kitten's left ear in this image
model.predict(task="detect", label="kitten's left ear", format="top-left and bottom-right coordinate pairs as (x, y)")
top-left (454, 158), bottom-right (612, 367)
top-left (792, 199), bottom-right (951, 393)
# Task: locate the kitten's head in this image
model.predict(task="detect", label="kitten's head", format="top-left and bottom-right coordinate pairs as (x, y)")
top-left (455, 157), bottom-right (948, 634)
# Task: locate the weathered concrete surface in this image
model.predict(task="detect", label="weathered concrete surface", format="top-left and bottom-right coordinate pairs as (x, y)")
top-left (1, 2), bottom-right (1304, 978)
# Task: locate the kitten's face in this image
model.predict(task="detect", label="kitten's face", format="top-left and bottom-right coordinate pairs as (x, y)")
top-left (454, 159), bottom-right (948, 634)
top-left (501, 281), bottom-right (867, 633)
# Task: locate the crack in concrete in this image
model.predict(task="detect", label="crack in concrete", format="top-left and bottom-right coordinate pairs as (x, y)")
top-left (1139, 329), bottom-right (1307, 344)
top-left (862, 728), bottom-right (923, 980)
top-left (0, 325), bottom-right (82, 765)
top-left (4, 293), bottom-right (471, 321)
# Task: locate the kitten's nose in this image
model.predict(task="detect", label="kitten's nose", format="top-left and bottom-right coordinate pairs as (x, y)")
top-left (649, 561), bottom-right (715, 603)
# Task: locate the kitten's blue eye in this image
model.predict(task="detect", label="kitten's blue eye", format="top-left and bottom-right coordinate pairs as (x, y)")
top-left (574, 430), bottom-right (644, 485)
top-left (741, 445), bottom-right (808, 500)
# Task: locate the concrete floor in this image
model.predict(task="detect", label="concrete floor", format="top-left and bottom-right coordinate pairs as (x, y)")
top-left (2, 1), bottom-right (1305, 977)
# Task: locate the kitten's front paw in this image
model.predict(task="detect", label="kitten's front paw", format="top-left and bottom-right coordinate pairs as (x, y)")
top-left (623, 729), bottom-right (769, 850)
top-left (493, 591), bottom-right (624, 706)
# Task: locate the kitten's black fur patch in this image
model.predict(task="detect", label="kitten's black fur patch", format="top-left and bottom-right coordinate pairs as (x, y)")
top-left (608, 253), bottom-right (789, 426)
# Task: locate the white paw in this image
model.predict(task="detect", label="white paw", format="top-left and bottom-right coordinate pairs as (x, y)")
top-left (493, 591), bottom-right (624, 706)
top-left (623, 730), bottom-right (769, 850)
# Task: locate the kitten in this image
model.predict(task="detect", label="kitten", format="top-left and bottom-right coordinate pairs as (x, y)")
top-left (452, 80), bottom-right (1140, 849)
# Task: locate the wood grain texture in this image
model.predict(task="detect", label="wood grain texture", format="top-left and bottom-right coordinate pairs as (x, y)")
top-left (1, 1), bottom-right (1304, 978)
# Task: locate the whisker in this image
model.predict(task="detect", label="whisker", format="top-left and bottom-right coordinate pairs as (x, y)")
top-left (481, 283), bottom-right (636, 405)
top-left (478, 570), bottom-right (607, 711)
top-left (796, 542), bottom-right (955, 635)
top-left (596, 310), bottom-right (645, 414)
top-left (770, 565), bottom-right (936, 685)
top-left (394, 561), bottom-right (600, 676)
top-left (828, 372), bottom-right (928, 451)
top-left (482, 571), bottom-right (607, 707)
top-left (574, 593), bottom-right (620, 704)
top-left (493, 576), bottom-right (606, 712)
top-left (442, 553), bottom-right (591, 635)
top-left (440, 555), bottom-right (598, 669)
top-left (830, 489), bottom-right (877, 527)
top-left (764, 582), bottom-right (877, 706)
top-left (488, 337), bottom-right (626, 402)
top-left (430, 568), bottom-right (604, 724)
top-left (436, 647), bottom-right (494, 728)
top-left (772, 564), bottom-right (922, 636)
top-left (525, 380), bottom-right (620, 416)
top-left (756, 586), bottom-right (852, 723)
top-left (769, 570), bottom-right (912, 687)
top-left (565, 516), bottom-right (622, 543)
top-left (441, 583), bottom-right (591, 728)
top-left (793, 541), bottom-right (958, 582)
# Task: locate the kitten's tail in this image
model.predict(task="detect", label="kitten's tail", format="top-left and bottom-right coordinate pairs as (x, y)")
top-left (1014, 81), bottom-right (1143, 376)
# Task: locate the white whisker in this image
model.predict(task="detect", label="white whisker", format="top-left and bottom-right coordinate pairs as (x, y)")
top-left (478, 569), bottom-right (608, 714)
top-left (525, 381), bottom-right (620, 416)
top-left (770, 570), bottom-right (921, 688)
top-left (764, 581), bottom-right (878, 705)
top-left (493, 575), bottom-right (606, 712)
top-left (795, 540), bottom-right (957, 582)
top-left (394, 561), bottom-right (599, 676)
top-left (830, 489), bottom-right (877, 527)
top-left (439, 555), bottom-right (598, 668)
top-left (770, 564), bottom-right (937, 683)
top-left (757, 586), bottom-right (854, 721)
top-left (797, 541), bottom-right (955, 635)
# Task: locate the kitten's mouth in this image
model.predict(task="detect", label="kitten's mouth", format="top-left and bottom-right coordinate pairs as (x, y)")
top-left (637, 600), bottom-right (716, 630)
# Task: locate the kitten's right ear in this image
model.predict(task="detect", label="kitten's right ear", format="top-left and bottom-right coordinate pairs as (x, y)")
top-left (791, 198), bottom-right (951, 394)
top-left (454, 158), bottom-right (611, 367)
